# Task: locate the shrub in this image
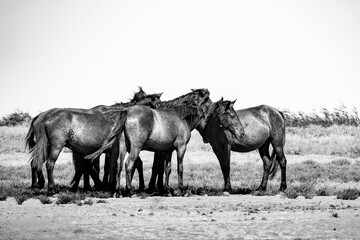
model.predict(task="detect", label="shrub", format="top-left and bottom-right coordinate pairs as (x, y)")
top-left (0, 194), bottom-right (7, 201)
top-left (285, 182), bottom-right (315, 199)
top-left (15, 194), bottom-right (29, 205)
top-left (56, 193), bottom-right (76, 204)
top-left (285, 187), bottom-right (299, 199)
top-left (37, 195), bottom-right (52, 204)
top-left (337, 189), bottom-right (359, 200)
top-left (0, 110), bottom-right (32, 126)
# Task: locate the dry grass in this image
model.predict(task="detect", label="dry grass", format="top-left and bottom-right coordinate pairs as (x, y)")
top-left (285, 125), bottom-right (360, 157)
top-left (0, 125), bottom-right (360, 200)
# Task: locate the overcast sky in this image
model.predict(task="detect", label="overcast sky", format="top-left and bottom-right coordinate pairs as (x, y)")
top-left (1, 0), bottom-right (359, 117)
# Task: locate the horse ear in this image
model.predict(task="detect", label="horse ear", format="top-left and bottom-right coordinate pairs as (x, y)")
top-left (225, 100), bottom-right (235, 111)
top-left (138, 86), bottom-right (144, 92)
top-left (157, 92), bottom-right (163, 98)
top-left (229, 99), bottom-right (237, 108)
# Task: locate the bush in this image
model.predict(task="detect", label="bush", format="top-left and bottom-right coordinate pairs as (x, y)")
top-left (15, 194), bottom-right (29, 205)
top-left (285, 182), bottom-right (315, 199)
top-left (0, 110), bottom-right (32, 127)
top-left (0, 194), bottom-right (7, 201)
top-left (37, 195), bottom-right (52, 204)
top-left (337, 189), bottom-right (359, 200)
top-left (56, 193), bottom-right (76, 205)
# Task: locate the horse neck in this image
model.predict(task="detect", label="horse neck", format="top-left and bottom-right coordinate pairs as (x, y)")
top-left (186, 114), bottom-right (203, 131)
top-left (162, 105), bottom-right (202, 130)
top-left (196, 99), bottom-right (217, 134)
top-left (156, 92), bottom-right (204, 108)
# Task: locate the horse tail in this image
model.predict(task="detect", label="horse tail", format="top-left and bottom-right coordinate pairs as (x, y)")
top-left (29, 120), bottom-right (49, 171)
top-left (85, 110), bottom-right (127, 160)
top-left (268, 150), bottom-right (279, 180)
top-left (25, 115), bottom-right (39, 151)
top-left (279, 110), bottom-right (286, 141)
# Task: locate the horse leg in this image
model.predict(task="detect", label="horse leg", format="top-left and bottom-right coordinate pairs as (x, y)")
top-left (257, 140), bottom-right (272, 192)
top-left (46, 147), bottom-right (62, 192)
top-left (131, 157), bottom-right (145, 191)
top-left (83, 160), bottom-right (92, 191)
top-left (212, 143), bottom-right (232, 192)
top-left (116, 142), bottom-right (127, 195)
top-left (175, 145), bottom-right (186, 196)
top-left (102, 153), bottom-right (110, 189)
top-left (163, 151), bottom-right (172, 193)
top-left (124, 148), bottom-right (141, 196)
top-left (70, 152), bottom-right (84, 192)
top-left (148, 152), bottom-right (160, 192)
top-left (87, 156), bottom-right (100, 190)
top-left (88, 162), bottom-right (103, 191)
top-left (31, 160), bottom-right (45, 189)
top-left (37, 170), bottom-right (45, 189)
top-left (93, 156), bottom-right (100, 175)
top-left (108, 148), bottom-right (119, 193)
top-left (273, 146), bottom-right (287, 191)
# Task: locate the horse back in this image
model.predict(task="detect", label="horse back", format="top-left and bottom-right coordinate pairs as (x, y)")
top-left (43, 109), bottom-right (116, 152)
top-left (236, 105), bottom-right (285, 141)
top-left (125, 106), bottom-right (190, 151)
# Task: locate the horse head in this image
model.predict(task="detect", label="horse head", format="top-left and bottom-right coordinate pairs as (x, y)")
top-left (198, 98), bottom-right (244, 140)
top-left (216, 98), bottom-right (244, 140)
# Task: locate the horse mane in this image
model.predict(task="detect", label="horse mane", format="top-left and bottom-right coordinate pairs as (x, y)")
top-left (109, 89), bottom-right (161, 108)
top-left (110, 101), bottom-right (134, 108)
top-left (106, 86), bottom-right (147, 108)
top-left (130, 86), bottom-right (147, 103)
top-left (161, 104), bottom-right (200, 127)
top-left (200, 99), bottom-right (226, 127)
top-left (156, 88), bottom-right (209, 108)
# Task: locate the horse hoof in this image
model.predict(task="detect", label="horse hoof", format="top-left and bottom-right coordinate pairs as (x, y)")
top-left (222, 191), bottom-right (230, 196)
top-left (275, 192), bottom-right (287, 198)
top-left (145, 188), bottom-right (157, 194)
top-left (113, 192), bottom-right (122, 198)
top-left (253, 190), bottom-right (265, 196)
top-left (173, 189), bottom-right (182, 197)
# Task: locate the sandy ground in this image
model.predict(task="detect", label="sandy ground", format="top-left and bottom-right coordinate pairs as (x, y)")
top-left (1, 194), bottom-right (360, 239)
top-left (1, 150), bottom-right (360, 239)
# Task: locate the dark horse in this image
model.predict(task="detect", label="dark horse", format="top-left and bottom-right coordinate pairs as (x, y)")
top-left (198, 104), bottom-right (287, 192)
top-left (150, 98), bottom-right (245, 194)
top-left (26, 89), bottom-right (162, 192)
top-left (85, 99), bottom-right (244, 195)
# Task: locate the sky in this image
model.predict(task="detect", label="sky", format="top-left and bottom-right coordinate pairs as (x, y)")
top-left (1, 0), bottom-right (360, 117)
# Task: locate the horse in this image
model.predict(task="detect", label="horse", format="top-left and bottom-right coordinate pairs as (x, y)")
top-left (25, 87), bottom-right (153, 190)
top-left (26, 89), bottom-right (162, 192)
top-left (96, 88), bottom-right (212, 194)
top-left (197, 104), bottom-right (287, 193)
top-left (85, 98), bottom-right (244, 196)
top-left (152, 98), bottom-right (246, 194)
top-left (83, 90), bottom-right (163, 191)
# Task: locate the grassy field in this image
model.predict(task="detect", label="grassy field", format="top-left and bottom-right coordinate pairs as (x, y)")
top-left (0, 124), bottom-right (360, 202)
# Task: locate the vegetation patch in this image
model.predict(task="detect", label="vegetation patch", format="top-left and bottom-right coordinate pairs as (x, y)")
top-left (36, 195), bottom-right (52, 204)
top-left (337, 189), bottom-right (359, 200)
top-left (15, 194), bottom-right (29, 205)
top-left (1, 122), bottom-right (360, 201)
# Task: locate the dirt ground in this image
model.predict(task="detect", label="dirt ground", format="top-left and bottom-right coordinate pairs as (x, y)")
top-left (1, 194), bottom-right (360, 239)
